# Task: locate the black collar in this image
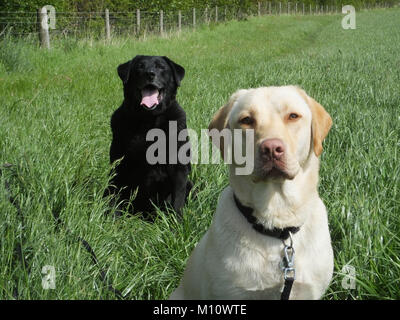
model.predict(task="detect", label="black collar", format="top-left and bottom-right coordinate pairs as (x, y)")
top-left (233, 194), bottom-right (300, 240)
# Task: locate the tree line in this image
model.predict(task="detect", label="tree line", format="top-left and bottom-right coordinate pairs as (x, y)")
top-left (0, 0), bottom-right (396, 13)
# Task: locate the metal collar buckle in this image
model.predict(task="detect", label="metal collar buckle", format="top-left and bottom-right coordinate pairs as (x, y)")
top-left (281, 232), bottom-right (296, 279)
top-left (283, 245), bottom-right (296, 280)
top-left (280, 231), bottom-right (296, 300)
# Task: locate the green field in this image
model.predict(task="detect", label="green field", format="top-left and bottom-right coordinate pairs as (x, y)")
top-left (1, 8), bottom-right (399, 300)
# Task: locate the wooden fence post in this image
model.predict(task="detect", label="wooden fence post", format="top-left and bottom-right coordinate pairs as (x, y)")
top-left (205, 7), bottom-right (208, 24)
top-left (279, 2), bottom-right (282, 15)
top-left (258, 2), bottom-right (261, 16)
top-left (288, 2), bottom-right (290, 15)
top-left (193, 8), bottom-right (196, 27)
top-left (302, 2), bottom-right (305, 15)
top-left (37, 7), bottom-right (50, 48)
top-left (178, 10), bottom-right (181, 32)
top-left (136, 9), bottom-right (140, 33)
top-left (295, 2), bottom-right (298, 15)
top-left (105, 9), bottom-right (111, 40)
top-left (160, 10), bottom-right (163, 35)
top-left (216, 6), bottom-right (218, 22)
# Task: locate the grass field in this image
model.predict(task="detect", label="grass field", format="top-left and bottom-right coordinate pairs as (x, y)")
top-left (0, 8), bottom-right (399, 300)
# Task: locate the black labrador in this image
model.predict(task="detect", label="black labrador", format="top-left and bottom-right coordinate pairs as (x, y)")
top-left (104, 55), bottom-right (192, 219)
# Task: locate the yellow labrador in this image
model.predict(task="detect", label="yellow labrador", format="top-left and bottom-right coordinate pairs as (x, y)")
top-left (170, 86), bottom-right (333, 300)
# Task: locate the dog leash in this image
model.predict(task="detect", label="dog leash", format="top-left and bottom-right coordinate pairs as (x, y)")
top-left (233, 193), bottom-right (299, 300)
top-left (0, 163), bottom-right (28, 298)
top-left (1, 163), bottom-right (124, 300)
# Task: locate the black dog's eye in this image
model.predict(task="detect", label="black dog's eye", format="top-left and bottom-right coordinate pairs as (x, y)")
top-left (155, 63), bottom-right (165, 70)
top-left (137, 63), bottom-right (145, 69)
top-left (239, 116), bottom-right (254, 125)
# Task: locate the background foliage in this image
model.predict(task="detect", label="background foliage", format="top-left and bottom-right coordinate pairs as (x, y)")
top-left (0, 0), bottom-right (397, 12)
top-left (1, 0), bottom-right (397, 38)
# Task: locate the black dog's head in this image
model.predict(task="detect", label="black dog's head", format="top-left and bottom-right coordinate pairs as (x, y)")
top-left (117, 55), bottom-right (185, 115)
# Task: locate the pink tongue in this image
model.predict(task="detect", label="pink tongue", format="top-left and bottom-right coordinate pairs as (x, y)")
top-left (141, 88), bottom-right (159, 108)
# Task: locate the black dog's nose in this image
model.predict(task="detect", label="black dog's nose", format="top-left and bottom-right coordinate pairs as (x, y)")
top-left (146, 70), bottom-right (156, 80)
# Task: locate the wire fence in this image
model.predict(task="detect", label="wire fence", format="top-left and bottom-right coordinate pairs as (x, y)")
top-left (0, 1), bottom-right (397, 43)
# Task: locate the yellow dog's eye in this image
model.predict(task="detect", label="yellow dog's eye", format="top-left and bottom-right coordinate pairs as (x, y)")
top-left (288, 113), bottom-right (300, 120)
top-left (239, 116), bottom-right (254, 125)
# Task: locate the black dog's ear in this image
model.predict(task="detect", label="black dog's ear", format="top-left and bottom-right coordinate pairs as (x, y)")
top-left (117, 60), bottom-right (131, 84)
top-left (117, 55), bottom-right (143, 84)
top-left (162, 56), bottom-right (185, 87)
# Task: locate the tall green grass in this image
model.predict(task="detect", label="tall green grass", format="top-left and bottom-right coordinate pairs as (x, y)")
top-left (0, 8), bottom-right (399, 299)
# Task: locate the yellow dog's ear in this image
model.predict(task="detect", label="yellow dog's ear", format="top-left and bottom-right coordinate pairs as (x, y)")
top-left (295, 87), bottom-right (332, 157)
top-left (208, 89), bottom-right (248, 131)
top-left (208, 89), bottom-right (248, 156)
